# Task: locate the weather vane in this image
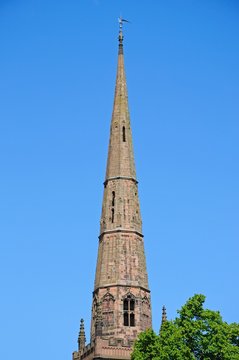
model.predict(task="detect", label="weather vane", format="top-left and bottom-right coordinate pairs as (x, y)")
top-left (118, 16), bottom-right (130, 31)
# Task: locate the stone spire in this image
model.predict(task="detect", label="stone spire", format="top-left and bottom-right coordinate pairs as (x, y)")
top-left (92, 19), bottom-right (151, 341)
top-left (77, 319), bottom-right (86, 352)
top-left (73, 21), bottom-right (152, 360)
top-left (99, 21), bottom-right (142, 240)
top-left (104, 23), bottom-right (136, 182)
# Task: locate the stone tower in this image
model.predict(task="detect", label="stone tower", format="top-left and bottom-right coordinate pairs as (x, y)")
top-left (73, 22), bottom-right (152, 360)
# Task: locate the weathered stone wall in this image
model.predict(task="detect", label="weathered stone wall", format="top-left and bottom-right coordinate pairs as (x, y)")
top-left (94, 233), bottom-right (148, 290)
top-left (100, 179), bottom-right (142, 234)
top-left (91, 286), bottom-right (151, 340)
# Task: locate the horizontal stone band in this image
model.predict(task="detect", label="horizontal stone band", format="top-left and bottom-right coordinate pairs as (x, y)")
top-left (104, 176), bottom-right (138, 186)
top-left (99, 228), bottom-right (144, 241)
top-left (93, 284), bottom-right (151, 295)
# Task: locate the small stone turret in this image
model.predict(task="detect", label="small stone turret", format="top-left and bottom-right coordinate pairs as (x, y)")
top-left (160, 305), bottom-right (167, 331)
top-left (78, 319), bottom-right (86, 352)
top-left (162, 305), bottom-right (167, 322)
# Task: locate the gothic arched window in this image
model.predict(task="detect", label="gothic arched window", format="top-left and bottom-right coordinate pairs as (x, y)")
top-left (123, 294), bottom-right (135, 327)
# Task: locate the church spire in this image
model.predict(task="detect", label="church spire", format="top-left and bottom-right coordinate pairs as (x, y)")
top-left (105, 18), bottom-right (136, 182)
top-left (73, 22), bottom-right (152, 360)
top-left (99, 20), bottom-right (142, 239)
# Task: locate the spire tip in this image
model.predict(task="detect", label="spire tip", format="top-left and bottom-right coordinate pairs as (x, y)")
top-left (118, 17), bottom-right (130, 54)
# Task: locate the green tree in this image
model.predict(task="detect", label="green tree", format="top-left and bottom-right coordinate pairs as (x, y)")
top-left (131, 294), bottom-right (239, 360)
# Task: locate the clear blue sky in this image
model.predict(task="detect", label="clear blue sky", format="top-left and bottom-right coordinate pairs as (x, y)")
top-left (0, 1), bottom-right (238, 359)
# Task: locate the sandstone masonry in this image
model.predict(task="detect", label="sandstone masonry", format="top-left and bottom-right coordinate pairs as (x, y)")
top-left (73, 25), bottom-right (152, 360)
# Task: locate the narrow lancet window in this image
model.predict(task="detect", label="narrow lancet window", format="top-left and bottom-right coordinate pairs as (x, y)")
top-left (111, 208), bottom-right (114, 223)
top-left (122, 126), bottom-right (126, 142)
top-left (123, 295), bottom-right (135, 327)
top-left (112, 191), bottom-right (115, 207)
top-left (124, 312), bottom-right (129, 326)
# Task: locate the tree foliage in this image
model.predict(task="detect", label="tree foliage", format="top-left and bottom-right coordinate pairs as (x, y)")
top-left (131, 294), bottom-right (239, 360)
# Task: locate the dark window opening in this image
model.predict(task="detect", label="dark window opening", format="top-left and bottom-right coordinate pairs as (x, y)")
top-left (124, 312), bottom-right (129, 326)
top-left (122, 126), bottom-right (126, 142)
top-left (123, 296), bottom-right (135, 327)
top-left (130, 313), bottom-right (135, 326)
top-left (111, 208), bottom-right (114, 223)
top-left (112, 191), bottom-right (115, 207)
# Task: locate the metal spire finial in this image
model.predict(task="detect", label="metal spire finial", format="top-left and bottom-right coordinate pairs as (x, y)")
top-left (118, 17), bottom-right (130, 54)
